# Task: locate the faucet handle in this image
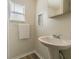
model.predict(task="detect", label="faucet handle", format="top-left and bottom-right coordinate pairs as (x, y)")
top-left (57, 34), bottom-right (62, 39)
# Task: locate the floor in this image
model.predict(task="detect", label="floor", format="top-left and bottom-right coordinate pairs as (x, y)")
top-left (20, 53), bottom-right (40, 59)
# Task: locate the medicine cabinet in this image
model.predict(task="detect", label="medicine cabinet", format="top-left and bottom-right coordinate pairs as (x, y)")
top-left (48, 0), bottom-right (71, 18)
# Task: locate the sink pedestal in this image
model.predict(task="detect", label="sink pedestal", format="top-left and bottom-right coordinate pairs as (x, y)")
top-left (48, 47), bottom-right (59, 59)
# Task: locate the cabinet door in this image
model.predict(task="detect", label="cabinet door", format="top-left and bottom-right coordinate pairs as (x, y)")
top-left (48, 0), bottom-right (71, 18)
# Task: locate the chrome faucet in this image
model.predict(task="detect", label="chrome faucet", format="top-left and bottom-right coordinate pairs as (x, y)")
top-left (52, 34), bottom-right (62, 39)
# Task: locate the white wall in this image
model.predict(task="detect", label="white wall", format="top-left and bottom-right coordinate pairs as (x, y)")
top-left (36, 0), bottom-right (71, 59)
top-left (8, 0), bottom-right (36, 59)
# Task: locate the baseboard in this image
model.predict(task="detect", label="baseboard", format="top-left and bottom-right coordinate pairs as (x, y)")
top-left (12, 50), bottom-right (44, 59)
top-left (34, 51), bottom-right (44, 59)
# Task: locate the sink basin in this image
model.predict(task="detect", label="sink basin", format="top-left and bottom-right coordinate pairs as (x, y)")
top-left (38, 36), bottom-right (71, 59)
top-left (39, 36), bottom-right (71, 50)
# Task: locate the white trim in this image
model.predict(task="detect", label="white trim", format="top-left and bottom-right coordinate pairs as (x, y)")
top-left (11, 50), bottom-right (44, 59)
top-left (34, 51), bottom-right (44, 59)
top-left (12, 51), bottom-right (35, 59)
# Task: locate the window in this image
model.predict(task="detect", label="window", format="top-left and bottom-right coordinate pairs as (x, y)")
top-left (9, 1), bottom-right (25, 22)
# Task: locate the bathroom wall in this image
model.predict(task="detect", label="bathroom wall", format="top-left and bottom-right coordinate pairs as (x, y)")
top-left (7, 0), bottom-right (36, 59)
top-left (36, 0), bottom-right (71, 59)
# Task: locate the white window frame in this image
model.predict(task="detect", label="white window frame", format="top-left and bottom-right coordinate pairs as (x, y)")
top-left (9, 1), bottom-right (25, 22)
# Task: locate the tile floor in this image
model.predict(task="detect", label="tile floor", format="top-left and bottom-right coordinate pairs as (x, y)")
top-left (20, 53), bottom-right (40, 59)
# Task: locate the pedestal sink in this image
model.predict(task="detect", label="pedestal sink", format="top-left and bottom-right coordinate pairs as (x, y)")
top-left (38, 36), bottom-right (71, 59)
